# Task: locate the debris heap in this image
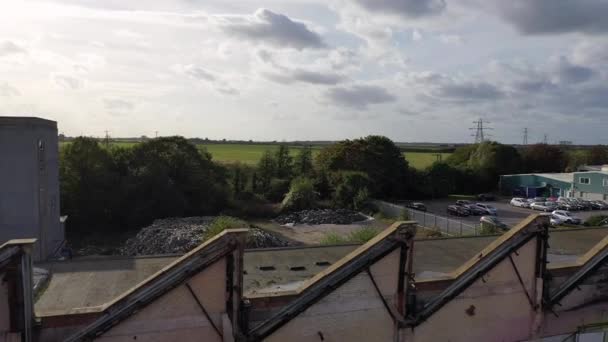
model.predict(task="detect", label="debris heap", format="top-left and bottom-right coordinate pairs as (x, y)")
top-left (122, 216), bottom-right (289, 256)
top-left (274, 209), bottom-right (367, 225)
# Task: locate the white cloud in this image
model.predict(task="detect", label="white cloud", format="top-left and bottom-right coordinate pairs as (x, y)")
top-left (0, 41), bottom-right (27, 57)
top-left (214, 8), bottom-right (327, 50)
top-left (438, 34), bottom-right (463, 44)
top-left (412, 29), bottom-right (423, 41)
top-left (0, 83), bottom-right (20, 97)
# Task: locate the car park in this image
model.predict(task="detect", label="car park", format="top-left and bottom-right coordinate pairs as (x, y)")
top-left (407, 202), bottom-right (427, 212)
top-left (510, 198), bottom-right (530, 208)
top-left (447, 205), bottom-right (470, 217)
top-left (480, 215), bottom-right (508, 231)
top-left (551, 210), bottom-right (582, 224)
top-left (475, 203), bottom-right (497, 215)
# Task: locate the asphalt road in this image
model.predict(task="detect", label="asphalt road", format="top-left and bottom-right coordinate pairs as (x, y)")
top-left (420, 198), bottom-right (608, 228)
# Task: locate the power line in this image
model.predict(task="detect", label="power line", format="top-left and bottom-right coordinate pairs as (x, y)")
top-left (523, 128), bottom-right (528, 145)
top-left (469, 118), bottom-right (493, 143)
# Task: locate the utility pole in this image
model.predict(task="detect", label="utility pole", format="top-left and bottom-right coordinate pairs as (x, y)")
top-left (155, 131), bottom-right (158, 138)
top-left (523, 128), bottom-right (528, 145)
top-left (469, 118), bottom-right (493, 143)
top-left (543, 134), bottom-right (548, 145)
top-left (434, 153), bottom-right (443, 163)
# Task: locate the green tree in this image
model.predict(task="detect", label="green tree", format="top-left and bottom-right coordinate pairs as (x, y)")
top-left (256, 150), bottom-right (276, 193)
top-left (274, 144), bottom-right (293, 179)
top-left (316, 135), bottom-right (409, 198)
top-left (231, 164), bottom-right (247, 195)
top-left (587, 145), bottom-right (608, 165)
top-left (125, 136), bottom-right (228, 227)
top-left (60, 137), bottom-right (117, 229)
top-left (330, 171), bottom-right (371, 209)
top-left (293, 145), bottom-right (314, 177)
top-left (281, 177), bottom-right (317, 211)
top-left (522, 144), bottom-right (566, 173)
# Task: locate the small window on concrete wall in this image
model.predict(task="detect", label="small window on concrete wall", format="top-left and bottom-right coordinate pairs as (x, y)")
top-left (580, 177), bottom-right (591, 184)
top-left (603, 178), bottom-right (608, 187)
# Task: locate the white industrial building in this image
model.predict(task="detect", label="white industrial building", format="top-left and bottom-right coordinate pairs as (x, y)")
top-left (0, 116), bottom-right (64, 261)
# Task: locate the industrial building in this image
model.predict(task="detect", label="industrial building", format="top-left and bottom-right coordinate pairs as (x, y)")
top-left (0, 117), bottom-right (64, 261)
top-left (6, 216), bottom-right (608, 341)
top-left (500, 168), bottom-right (608, 200)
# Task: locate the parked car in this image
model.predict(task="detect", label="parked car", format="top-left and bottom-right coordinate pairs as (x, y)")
top-left (593, 201), bottom-right (608, 210)
top-left (480, 216), bottom-right (508, 231)
top-left (475, 203), bottom-right (497, 215)
top-left (455, 200), bottom-right (485, 215)
top-left (589, 201), bottom-right (605, 210)
top-left (533, 197), bottom-right (547, 203)
top-left (556, 201), bottom-right (574, 211)
top-left (531, 202), bottom-right (552, 212)
top-left (573, 199), bottom-right (593, 210)
top-left (550, 214), bottom-right (565, 226)
top-left (477, 193), bottom-right (496, 201)
top-left (407, 202), bottom-right (427, 212)
top-left (563, 198), bottom-right (584, 211)
top-left (510, 198), bottom-right (530, 208)
top-left (447, 205), bottom-right (470, 217)
top-left (551, 210), bottom-right (582, 225)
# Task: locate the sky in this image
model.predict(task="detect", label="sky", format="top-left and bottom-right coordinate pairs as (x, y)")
top-left (1, 0), bottom-right (607, 144)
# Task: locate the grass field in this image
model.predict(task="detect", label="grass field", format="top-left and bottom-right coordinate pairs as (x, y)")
top-left (60, 141), bottom-right (452, 169)
top-left (403, 152), bottom-right (452, 169)
top-left (198, 144), bottom-right (320, 165)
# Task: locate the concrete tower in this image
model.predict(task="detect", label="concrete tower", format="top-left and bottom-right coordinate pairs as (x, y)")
top-left (0, 116), bottom-right (64, 261)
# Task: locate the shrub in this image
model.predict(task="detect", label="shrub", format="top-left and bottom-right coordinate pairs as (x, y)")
top-left (584, 215), bottom-right (608, 227)
top-left (265, 178), bottom-right (291, 202)
top-left (320, 232), bottom-right (347, 245)
top-left (330, 171), bottom-right (370, 209)
top-left (204, 216), bottom-right (248, 240)
top-left (282, 177), bottom-right (317, 211)
top-left (353, 188), bottom-right (369, 211)
top-left (399, 208), bottom-right (410, 221)
top-left (348, 227), bottom-right (379, 243)
top-left (480, 221), bottom-right (501, 235)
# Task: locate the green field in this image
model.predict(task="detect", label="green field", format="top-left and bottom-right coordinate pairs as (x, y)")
top-left (403, 152), bottom-right (452, 169)
top-left (60, 141), bottom-right (452, 169)
top-left (199, 144), bottom-right (320, 165)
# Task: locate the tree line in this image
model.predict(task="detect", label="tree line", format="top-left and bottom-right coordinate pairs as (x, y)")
top-left (60, 136), bottom-right (608, 232)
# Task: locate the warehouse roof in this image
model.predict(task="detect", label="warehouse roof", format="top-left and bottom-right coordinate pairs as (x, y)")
top-left (535, 172), bottom-right (574, 183)
top-left (34, 227), bottom-right (608, 316)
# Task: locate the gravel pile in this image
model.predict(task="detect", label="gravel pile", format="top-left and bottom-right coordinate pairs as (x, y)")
top-left (274, 209), bottom-right (367, 225)
top-left (121, 216), bottom-right (289, 256)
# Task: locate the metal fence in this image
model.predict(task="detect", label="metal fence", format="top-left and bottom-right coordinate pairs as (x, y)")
top-left (372, 200), bottom-right (481, 236)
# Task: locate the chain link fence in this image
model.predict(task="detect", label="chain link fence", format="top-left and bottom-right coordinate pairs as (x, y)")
top-left (372, 200), bottom-right (481, 236)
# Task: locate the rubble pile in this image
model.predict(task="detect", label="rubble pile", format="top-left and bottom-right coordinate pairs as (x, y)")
top-left (274, 209), bottom-right (367, 225)
top-left (122, 216), bottom-right (289, 256)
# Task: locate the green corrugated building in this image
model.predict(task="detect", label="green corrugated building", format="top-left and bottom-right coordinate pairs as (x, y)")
top-left (500, 168), bottom-right (608, 200)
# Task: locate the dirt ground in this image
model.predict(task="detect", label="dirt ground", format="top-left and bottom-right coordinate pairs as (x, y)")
top-left (252, 217), bottom-right (440, 245)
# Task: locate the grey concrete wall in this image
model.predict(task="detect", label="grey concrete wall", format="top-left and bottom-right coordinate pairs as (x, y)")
top-left (0, 117), bottom-right (63, 260)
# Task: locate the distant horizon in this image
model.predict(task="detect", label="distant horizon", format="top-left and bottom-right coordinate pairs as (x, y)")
top-left (2, 1), bottom-right (607, 144)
